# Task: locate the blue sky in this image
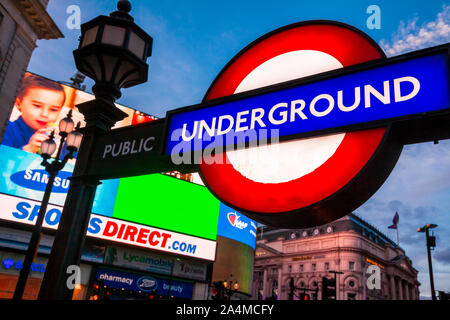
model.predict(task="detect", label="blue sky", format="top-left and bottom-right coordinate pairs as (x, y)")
top-left (27, 0), bottom-right (450, 298)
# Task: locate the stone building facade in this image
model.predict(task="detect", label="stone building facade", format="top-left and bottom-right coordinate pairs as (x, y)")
top-left (253, 213), bottom-right (420, 300)
top-left (0, 0), bottom-right (62, 143)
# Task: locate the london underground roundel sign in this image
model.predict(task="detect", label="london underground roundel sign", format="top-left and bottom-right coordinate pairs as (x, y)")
top-left (198, 21), bottom-right (403, 228)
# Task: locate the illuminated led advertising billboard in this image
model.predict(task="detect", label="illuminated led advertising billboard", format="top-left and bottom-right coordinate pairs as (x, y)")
top-left (109, 174), bottom-right (220, 241)
top-left (0, 73), bottom-right (255, 262)
top-left (2, 72), bottom-right (154, 154)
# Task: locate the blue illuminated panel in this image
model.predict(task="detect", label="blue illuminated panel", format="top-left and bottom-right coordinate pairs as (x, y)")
top-left (0, 145), bottom-right (119, 215)
top-left (166, 52), bottom-right (449, 155)
top-left (95, 268), bottom-right (194, 299)
top-left (217, 203), bottom-right (256, 249)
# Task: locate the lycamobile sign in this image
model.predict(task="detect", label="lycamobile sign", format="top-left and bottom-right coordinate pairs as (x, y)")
top-left (104, 246), bottom-right (208, 281)
top-left (104, 246), bottom-right (173, 275)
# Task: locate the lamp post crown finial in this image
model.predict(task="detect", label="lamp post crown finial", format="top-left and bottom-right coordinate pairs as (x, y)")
top-left (110, 0), bottom-right (133, 21)
top-left (117, 0), bottom-right (131, 13)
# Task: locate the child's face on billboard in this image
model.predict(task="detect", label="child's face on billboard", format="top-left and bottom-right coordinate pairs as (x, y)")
top-left (16, 87), bottom-right (65, 131)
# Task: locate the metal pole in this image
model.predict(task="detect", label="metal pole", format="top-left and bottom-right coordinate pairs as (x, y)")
top-left (333, 272), bottom-right (338, 300)
top-left (13, 132), bottom-right (68, 300)
top-left (167, 259), bottom-right (175, 299)
top-left (12, 173), bottom-right (55, 300)
top-left (426, 228), bottom-right (436, 300)
top-left (38, 99), bottom-right (127, 300)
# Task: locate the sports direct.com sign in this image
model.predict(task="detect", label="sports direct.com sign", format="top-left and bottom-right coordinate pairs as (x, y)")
top-left (0, 193), bottom-right (216, 261)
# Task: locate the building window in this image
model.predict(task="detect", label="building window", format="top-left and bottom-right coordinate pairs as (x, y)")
top-left (300, 264), bottom-right (304, 272)
top-left (325, 262), bottom-right (329, 271)
top-left (258, 280), bottom-right (263, 290)
top-left (349, 261), bottom-right (355, 271)
top-left (271, 281), bottom-right (278, 299)
top-left (272, 280), bottom-right (278, 289)
top-left (271, 268), bottom-right (278, 275)
top-left (288, 265), bottom-right (292, 273)
top-left (312, 263), bottom-right (316, 272)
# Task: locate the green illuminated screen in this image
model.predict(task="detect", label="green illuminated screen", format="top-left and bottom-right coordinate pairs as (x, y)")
top-left (111, 174), bottom-right (220, 241)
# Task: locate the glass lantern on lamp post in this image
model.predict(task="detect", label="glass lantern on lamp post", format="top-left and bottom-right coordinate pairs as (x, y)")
top-left (13, 111), bottom-right (82, 300)
top-left (73, 0), bottom-right (152, 103)
top-left (223, 274), bottom-right (240, 300)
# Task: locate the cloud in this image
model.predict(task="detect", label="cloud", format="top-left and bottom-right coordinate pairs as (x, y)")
top-left (380, 4), bottom-right (450, 56)
top-left (378, 141), bottom-right (450, 201)
top-left (435, 248), bottom-right (450, 264)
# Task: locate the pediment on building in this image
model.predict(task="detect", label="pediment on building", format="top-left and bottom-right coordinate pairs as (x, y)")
top-left (397, 256), bottom-right (418, 276)
top-left (387, 253), bottom-right (418, 279)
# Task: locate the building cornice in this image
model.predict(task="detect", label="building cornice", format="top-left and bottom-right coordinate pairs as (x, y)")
top-left (13, 0), bottom-right (63, 40)
top-left (255, 242), bottom-right (418, 279)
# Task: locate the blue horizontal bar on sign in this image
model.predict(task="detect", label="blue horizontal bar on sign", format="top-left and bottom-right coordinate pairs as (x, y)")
top-left (165, 50), bottom-right (449, 156)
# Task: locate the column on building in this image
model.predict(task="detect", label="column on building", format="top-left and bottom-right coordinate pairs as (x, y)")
top-left (253, 272), bottom-right (260, 300)
top-left (397, 278), bottom-right (403, 300)
top-left (390, 275), bottom-right (396, 300)
top-left (410, 284), bottom-right (416, 300)
top-left (412, 284), bottom-right (418, 300)
top-left (277, 265), bottom-right (283, 300)
top-left (404, 282), bottom-right (410, 300)
top-left (263, 268), bottom-right (268, 300)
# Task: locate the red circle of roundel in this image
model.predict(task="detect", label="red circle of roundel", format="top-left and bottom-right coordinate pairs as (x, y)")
top-left (199, 21), bottom-right (394, 227)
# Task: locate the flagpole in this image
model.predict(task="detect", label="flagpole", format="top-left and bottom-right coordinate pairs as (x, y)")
top-left (388, 211), bottom-right (400, 246)
top-left (396, 227), bottom-right (399, 246)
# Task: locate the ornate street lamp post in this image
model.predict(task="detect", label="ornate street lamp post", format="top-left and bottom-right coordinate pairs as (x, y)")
top-left (13, 111), bottom-right (81, 300)
top-left (211, 274), bottom-right (239, 300)
top-left (223, 274), bottom-right (239, 300)
top-left (38, 0), bottom-right (152, 300)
